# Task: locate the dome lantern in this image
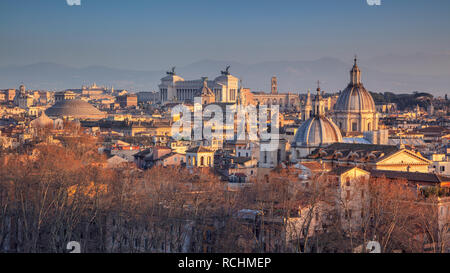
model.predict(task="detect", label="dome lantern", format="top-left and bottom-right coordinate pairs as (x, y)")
top-left (350, 56), bottom-right (361, 85)
top-left (314, 81), bottom-right (325, 116)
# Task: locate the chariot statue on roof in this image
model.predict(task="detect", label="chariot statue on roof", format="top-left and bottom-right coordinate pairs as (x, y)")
top-left (166, 66), bottom-right (176, 75)
top-left (221, 65), bottom-right (231, 76)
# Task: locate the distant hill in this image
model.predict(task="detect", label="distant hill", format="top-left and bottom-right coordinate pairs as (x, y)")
top-left (0, 57), bottom-right (448, 96)
top-left (370, 91), bottom-right (434, 110)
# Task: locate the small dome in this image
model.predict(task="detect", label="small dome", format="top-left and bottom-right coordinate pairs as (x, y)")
top-left (294, 116), bottom-right (342, 147)
top-left (45, 99), bottom-right (106, 120)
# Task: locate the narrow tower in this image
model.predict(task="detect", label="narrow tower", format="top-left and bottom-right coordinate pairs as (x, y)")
top-left (314, 81), bottom-right (325, 116)
top-left (271, 76), bottom-right (278, 94)
top-left (303, 90), bottom-right (312, 120)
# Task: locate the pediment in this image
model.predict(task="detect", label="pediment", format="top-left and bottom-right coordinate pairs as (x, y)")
top-left (377, 150), bottom-right (431, 165)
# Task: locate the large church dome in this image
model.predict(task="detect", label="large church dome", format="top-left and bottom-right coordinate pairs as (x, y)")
top-left (294, 86), bottom-right (342, 148)
top-left (294, 115), bottom-right (343, 147)
top-left (46, 99), bottom-right (106, 120)
top-left (334, 58), bottom-right (376, 113)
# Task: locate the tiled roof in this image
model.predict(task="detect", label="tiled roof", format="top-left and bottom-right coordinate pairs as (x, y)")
top-left (233, 157), bottom-right (253, 164)
top-left (298, 161), bottom-right (328, 172)
top-left (186, 146), bottom-right (213, 153)
top-left (308, 143), bottom-right (399, 163)
top-left (370, 170), bottom-right (450, 184)
top-left (133, 149), bottom-right (151, 158)
top-left (329, 166), bottom-right (360, 176)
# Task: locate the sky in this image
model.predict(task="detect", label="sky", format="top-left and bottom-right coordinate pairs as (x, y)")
top-left (0, 0), bottom-right (450, 71)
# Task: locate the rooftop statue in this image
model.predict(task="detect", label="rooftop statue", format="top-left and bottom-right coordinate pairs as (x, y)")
top-left (221, 65), bottom-right (231, 76)
top-left (166, 66), bottom-right (176, 75)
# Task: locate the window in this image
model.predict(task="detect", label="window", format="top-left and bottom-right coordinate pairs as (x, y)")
top-left (346, 190), bottom-right (351, 201)
top-left (352, 122), bottom-right (358, 132)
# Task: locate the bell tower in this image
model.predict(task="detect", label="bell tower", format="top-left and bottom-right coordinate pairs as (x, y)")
top-left (271, 76), bottom-right (278, 94)
top-left (303, 90), bottom-right (312, 121)
top-left (314, 81), bottom-right (325, 116)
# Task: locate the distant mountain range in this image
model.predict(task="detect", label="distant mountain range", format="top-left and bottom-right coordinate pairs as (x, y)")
top-left (0, 56), bottom-right (448, 96)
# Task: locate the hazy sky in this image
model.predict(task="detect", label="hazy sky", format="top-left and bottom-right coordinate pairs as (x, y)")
top-left (1, 0), bottom-right (450, 70)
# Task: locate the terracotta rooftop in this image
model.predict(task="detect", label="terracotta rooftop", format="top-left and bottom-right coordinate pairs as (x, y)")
top-left (370, 170), bottom-right (450, 185)
top-left (328, 166), bottom-right (366, 176)
top-left (308, 143), bottom-right (400, 163)
top-left (186, 146), bottom-right (214, 153)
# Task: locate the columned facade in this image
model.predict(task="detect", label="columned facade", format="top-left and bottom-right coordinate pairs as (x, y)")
top-left (159, 67), bottom-right (239, 104)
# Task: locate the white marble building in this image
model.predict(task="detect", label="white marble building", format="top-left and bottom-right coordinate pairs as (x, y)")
top-left (159, 66), bottom-right (239, 104)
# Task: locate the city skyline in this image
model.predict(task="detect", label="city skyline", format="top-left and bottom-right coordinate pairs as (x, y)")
top-left (0, 1), bottom-right (449, 256)
top-left (1, 0), bottom-right (449, 95)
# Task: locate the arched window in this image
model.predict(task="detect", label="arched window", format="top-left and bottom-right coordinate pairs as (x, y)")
top-left (200, 156), bottom-right (204, 166)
